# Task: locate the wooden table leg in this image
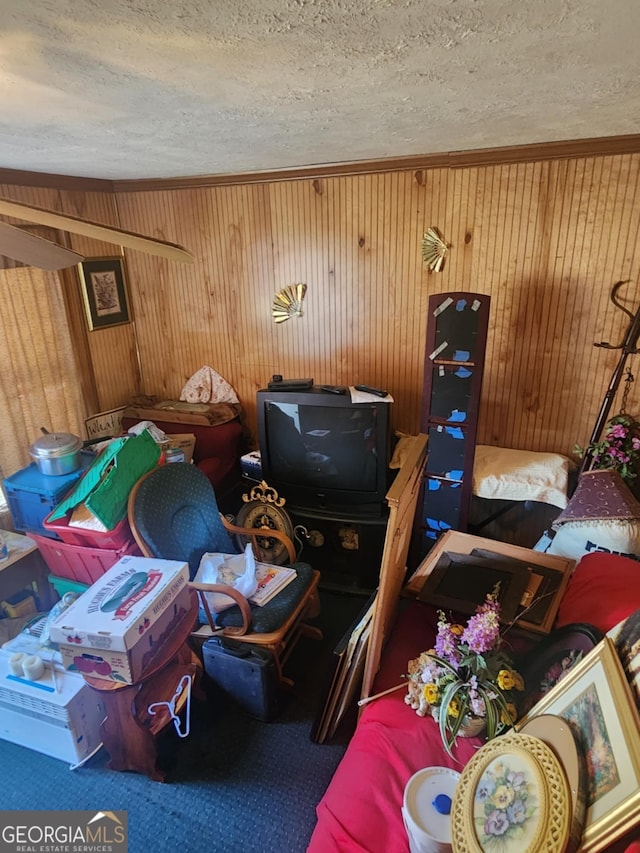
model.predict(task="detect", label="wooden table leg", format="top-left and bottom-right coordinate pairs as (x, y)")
top-left (96, 682), bottom-right (165, 782)
top-left (83, 596), bottom-right (201, 781)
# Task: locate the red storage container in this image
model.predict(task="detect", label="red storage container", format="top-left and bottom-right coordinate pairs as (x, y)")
top-left (30, 532), bottom-right (142, 585)
top-left (42, 510), bottom-right (134, 550)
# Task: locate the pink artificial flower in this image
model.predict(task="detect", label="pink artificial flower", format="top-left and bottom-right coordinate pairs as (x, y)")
top-left (609, 424), bottom-right (628, 440)
top-left (461, 595), bottom-right (501, 654)
top-left (435, 618), bottom-right (462, 666)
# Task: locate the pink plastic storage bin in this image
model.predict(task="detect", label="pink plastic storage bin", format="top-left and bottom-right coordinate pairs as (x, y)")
top-left (42, 510), bottom-right (134, 550)
top-left (31, 532), bottom-right (141, 585)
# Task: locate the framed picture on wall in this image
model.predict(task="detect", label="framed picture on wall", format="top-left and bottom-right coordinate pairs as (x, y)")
top-left (79, 256), bottom-right (131, 330)
top-left (517, 636), bottom-right (640, 852)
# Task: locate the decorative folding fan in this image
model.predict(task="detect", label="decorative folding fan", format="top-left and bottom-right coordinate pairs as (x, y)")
top-left (421, 226), bottom-right (449, 272)
top-left (272, 283), bottom-right (307, 323)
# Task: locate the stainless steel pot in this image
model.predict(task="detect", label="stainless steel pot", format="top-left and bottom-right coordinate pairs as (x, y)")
top-left (29, 432), bottom-right (84, 476)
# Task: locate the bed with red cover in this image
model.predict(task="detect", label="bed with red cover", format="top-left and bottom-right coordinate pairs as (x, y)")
top-left (308, 552), bottom-right (640, 853)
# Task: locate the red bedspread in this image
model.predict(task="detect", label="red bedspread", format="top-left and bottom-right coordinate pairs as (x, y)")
top-left (308, 597), bottom-right (640, 853)
top-left (308, 601), bottom-right (481, 853)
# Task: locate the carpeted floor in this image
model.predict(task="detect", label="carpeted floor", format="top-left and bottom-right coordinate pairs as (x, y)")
top-left (0, 588), bottom-right (367, 853)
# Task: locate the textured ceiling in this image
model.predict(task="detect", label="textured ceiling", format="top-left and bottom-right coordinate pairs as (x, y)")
top-left (1, 0), bottom-right (640, 181)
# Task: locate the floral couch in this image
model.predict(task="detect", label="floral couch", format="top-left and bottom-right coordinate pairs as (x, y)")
top-left (307, 551), bottom-right (640, 853)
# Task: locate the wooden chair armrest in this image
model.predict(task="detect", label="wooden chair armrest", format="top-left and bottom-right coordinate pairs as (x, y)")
top-left (220, 516), bottom-right (296, 564)
top-left (188, 582), bottom-right (253, 637)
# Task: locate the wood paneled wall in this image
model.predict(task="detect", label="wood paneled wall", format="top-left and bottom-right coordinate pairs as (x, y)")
top-left (0, 183), bottom-right (141, 419)
top-left (4, 150), bottom-right (640, 460)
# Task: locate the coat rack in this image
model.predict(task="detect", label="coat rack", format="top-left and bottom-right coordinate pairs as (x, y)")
top-left (580, 280), bottom-right (640, 475)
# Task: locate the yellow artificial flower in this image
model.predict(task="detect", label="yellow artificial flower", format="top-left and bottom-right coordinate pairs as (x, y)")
top-left (423, 683), bottom-right (439, 705)
top-left (447, 697), bottom-right (460, 718)
top-left (497, 669), bottom-right (515, 691)
top-left (501, 704), bottom-right (518, 726)
top-left (512, 671), bottom-right (525, 691)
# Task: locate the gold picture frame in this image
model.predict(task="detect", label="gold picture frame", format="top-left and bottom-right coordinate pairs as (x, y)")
top-left (451, 732), bottom-right (572, 852)
top-left (517, 636), bottom-right (640, 852)
top-left (79, 256), bottom-right (131, 330)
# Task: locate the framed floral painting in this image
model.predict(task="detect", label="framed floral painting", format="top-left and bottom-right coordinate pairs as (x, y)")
top-left (517, 637), bottom-right (640, 852)
top-left (79, 256), bottom-right (131, 330)
top-left (451, 731), bottom-right (572, 852)
top-left (516, 622), bottom-right (603, 717)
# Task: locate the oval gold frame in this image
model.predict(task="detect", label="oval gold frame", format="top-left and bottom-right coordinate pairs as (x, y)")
top-left (451, 732), bottom-right (571, 853)
top-left (519, 714), bottom-right (587, 853)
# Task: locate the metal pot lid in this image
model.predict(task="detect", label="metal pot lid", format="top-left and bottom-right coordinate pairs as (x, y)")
top-left (29, 432), bottom-right (83, 459)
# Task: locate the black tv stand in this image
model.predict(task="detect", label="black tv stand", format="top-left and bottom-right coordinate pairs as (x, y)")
top-left (238, 475), bottom-right (389, 592)
top-left (290, 505), bottom-right (389, 593)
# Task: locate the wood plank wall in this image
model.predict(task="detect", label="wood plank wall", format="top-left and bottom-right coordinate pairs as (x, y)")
top-left (0, 182), bottom-right (141, 418)
top-left (4, 149), bottom-right (640, 460)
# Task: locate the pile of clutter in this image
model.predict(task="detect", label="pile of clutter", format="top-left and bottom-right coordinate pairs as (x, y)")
top-left (0, 552), bottom-right (192, 767)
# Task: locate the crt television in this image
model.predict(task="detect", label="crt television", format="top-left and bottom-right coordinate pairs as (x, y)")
top-left (256, 387), bottom-right (392, 518)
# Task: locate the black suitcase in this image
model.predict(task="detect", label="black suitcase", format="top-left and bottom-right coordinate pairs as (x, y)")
top-left (201, 636), bottom-right (280, 721)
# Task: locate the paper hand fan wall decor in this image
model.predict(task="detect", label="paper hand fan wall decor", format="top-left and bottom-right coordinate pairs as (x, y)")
top-left (0, 196), bottom-right (194, 270)
top-left (272, 283), bottom-right (307, 323)
top-left (421, 226), bottom-right (449, 272)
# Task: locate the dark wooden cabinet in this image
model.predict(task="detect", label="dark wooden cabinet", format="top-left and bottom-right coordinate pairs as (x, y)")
top-left (290, 507), bottom-right (389, 593)
top-left (412, 292), bottom-right (491, 563)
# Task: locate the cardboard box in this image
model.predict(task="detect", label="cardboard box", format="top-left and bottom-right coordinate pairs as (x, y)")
top-left (405, 530), bottom-right (575, 636)
top-left (50, 554), bottom-right (190, 682)
top-left (161, 433), bottom-right (196, 464)
top-left (240, 450), bottom-right (262, 480)
top-left (58, 585), bottom-right (192, 683)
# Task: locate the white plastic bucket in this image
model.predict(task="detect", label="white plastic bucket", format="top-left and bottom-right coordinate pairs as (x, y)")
top-left (402, 766), bottom-right (461, 853)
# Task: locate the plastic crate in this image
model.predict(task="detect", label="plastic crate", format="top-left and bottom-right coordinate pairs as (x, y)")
top-left (48, 574), bottom-right (89, 599)
top-left (42, 509), bottom-right (135, 550)
top-left (3, 453), bottom-right (94, 539)
top-left (30, 532), bottom-right (141, 585)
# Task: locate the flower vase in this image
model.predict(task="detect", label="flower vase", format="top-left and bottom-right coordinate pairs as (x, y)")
top-left (431, 706), bottom-right (485, 738)
top-left (457, 715), bottom-right (486, 738)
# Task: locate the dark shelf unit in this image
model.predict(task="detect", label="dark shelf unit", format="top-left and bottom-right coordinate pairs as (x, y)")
top-left (291, 506), bottom-right (389, 594)
top-left (411, 292), bottom-right (491, 564)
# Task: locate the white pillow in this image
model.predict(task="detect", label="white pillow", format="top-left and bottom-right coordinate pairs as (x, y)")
top-left (547, 519), bottom-right (640, 561)
top-left (473, 445), bottom-right (571, 508)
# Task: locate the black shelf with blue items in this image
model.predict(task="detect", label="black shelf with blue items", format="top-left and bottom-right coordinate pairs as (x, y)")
top-left (411, 292), bottom-right (491, 564)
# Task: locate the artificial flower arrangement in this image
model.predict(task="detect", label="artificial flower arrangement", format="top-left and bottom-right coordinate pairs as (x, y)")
top-left (405, 585), bottom-right (524, 758)
top-left (574, 413), bottom-right (640, 485)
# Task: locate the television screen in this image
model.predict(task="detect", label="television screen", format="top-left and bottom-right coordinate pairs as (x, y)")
top-left (257, 389), bottom-right (391, 518)
top-left (264, 401), bottom-right (378, 491)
